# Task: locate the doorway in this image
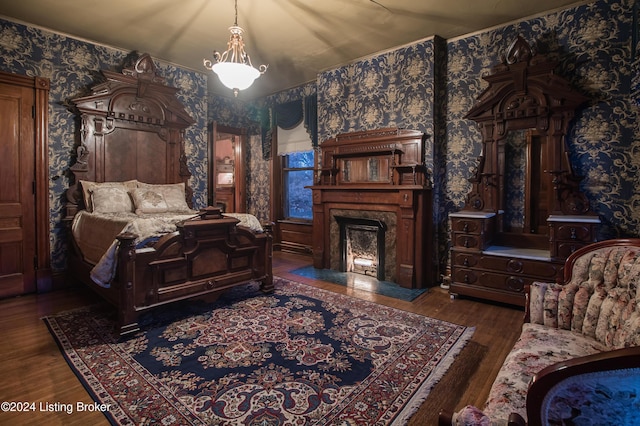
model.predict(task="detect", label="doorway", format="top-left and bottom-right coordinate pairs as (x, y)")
top-left (208, 122), bottom-right (246, 212)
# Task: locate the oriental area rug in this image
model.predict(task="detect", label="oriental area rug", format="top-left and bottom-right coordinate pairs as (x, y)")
top-left (44, 277), bottom-right (474, 425)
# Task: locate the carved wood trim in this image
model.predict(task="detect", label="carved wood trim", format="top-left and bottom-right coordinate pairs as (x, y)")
top-left (463, 35), bottom-right (590, 216)
top-left (66, 53), bottom-right (196, 216)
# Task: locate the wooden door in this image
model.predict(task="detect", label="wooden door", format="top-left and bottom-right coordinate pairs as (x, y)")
top-left (0, 72), bottom-right (50, 297)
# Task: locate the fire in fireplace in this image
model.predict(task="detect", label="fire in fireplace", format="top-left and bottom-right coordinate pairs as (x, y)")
top-left (335, 216), bottom-right (387, 281)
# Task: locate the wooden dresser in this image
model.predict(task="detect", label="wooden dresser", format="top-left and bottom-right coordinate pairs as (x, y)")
top-left (449, 212), bottom-right (600, 306)
top-left (449, 36), bottom-right (600, 307)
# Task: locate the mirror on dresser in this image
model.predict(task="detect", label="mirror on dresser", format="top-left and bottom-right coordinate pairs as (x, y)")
top-left (498, 128), bottom-right (550, 250)
top-left (449, 36), bottom-right (600, 306)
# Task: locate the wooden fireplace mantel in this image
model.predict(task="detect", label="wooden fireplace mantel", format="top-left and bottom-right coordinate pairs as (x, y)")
top-left (310, 128), bottom-right (434, 288)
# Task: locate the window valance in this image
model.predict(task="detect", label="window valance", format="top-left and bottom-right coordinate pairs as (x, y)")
top-left (259, 94), bottom-right (317, 159)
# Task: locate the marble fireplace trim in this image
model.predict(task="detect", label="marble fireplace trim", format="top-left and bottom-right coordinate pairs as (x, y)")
top-left (329, 209), bottom-right (397, 282)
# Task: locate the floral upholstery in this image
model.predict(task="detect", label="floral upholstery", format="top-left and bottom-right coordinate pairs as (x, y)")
top-left (481, 324), bottom-right (606, 423)
top-left (451, 405), bottom-right (490, 426)
top-left (452, 243), bottom-right (640, 425)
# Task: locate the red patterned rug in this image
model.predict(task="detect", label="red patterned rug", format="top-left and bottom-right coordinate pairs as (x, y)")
top-left (44, 277), bottom-right (473, 425)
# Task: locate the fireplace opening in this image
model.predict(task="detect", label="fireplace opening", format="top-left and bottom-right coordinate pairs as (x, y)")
top-left (335, 216), bottom-right (386, 281)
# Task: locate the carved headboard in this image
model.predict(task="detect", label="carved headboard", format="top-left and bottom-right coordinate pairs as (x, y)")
top-left (65, 53), bottom-right (195, 218)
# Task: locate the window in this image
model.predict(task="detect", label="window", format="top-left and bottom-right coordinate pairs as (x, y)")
top-left (282, 150), bottom-right (314, 220)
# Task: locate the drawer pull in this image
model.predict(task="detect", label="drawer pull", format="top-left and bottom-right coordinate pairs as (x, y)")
top-left (506, 276), bottom-right (525, 291)
top-left (464, 274), bottom-right (470, 283)
top-left (570, 227), bottom-right (577, 239)
top-left (464, 238), bottom-right (469, 248)
top-left (463, 257), bottom-right (469, 266)
top-left (463, 223), bottom-right (469, 232)
top-left (507, 259), bottom-right (524, 273)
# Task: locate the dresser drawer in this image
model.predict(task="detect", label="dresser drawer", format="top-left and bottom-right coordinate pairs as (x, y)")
top-left (453, 233), bottom-right (482, 249)
top-left (477, 271), bottom-right (528, 293)
top-left (452, 268), bottom-right (532, 294)
top-left (555, 241), bottom-right (590, 258)
top-left (452, 218), bottom-right (482, 234)
top-left (451, 217), bottom-right (495, 235)
top-left (452, 267), bottom-right (478, 285)
top-left (553, 224), bottom-right (594, 242)
top-left (452, 251), bottom-right (480, 268)
top-left (477, 255), bottom-right (561, 279)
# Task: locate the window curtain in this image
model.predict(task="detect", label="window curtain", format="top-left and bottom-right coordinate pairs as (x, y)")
top-left (277, 122), bottom-right (312, 155)
top-left (259, 94), bottom-right (318, 159)
top-left (275, 99), bottom-right (314, 155)
top-left (276, 100), bottom-right (303, 130)
top-left (304, 94), bottom-right (318, 147)
top-left (258, 106), bottom-right (273, 160)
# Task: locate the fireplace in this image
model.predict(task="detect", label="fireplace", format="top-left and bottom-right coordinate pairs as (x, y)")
top-left (329, 210), bottom-right (397, 281)
top-left (335, 216), bottom-right (386, 280)
top-left (310, 128), bottom-right (435, 289)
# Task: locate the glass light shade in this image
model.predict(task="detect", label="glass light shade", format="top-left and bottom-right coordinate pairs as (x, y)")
top-left (212, 62), bottom-right (260, 91)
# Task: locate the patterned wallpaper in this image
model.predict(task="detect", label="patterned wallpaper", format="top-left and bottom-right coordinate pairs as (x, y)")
top-left (315, 0), bottom-right (638, 274)
top-left (445, 0), bottom-right (638, 248)
top-left (317, 36), bottom-right (444, 162)
top-left (1, 0), bottom-right (637, 280)
top-left (316, 35), bottom-right (446, 275)
top-left (0, 19), bottom-right (208, 271)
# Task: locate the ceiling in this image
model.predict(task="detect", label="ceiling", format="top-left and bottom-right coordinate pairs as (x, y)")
top-left (0, 0), bottom-right (583, 99)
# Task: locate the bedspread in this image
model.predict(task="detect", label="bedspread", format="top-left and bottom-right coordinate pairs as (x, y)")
top-left (72, 210), bottom-right (264, 288)
top-left (72, 210), bottom-right (199, 287)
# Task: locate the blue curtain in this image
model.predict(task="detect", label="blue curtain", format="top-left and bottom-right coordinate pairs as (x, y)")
top-left (275, 99), bottom-right (303, 129)
top-left (304, 94), bottom-right (318, 148)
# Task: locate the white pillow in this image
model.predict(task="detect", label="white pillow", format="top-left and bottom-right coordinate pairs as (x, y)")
top-left (80, 180), bottom-right (137, 212)
top-left (137, 182), bottom-right (191, 212)
top-left (130, 188), bottom-right (169, 214)
top-left (91, 186), bottom-right (133, 213)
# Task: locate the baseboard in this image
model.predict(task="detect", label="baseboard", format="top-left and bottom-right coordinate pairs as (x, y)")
top-left (49, 270), bottom-right (78, 291)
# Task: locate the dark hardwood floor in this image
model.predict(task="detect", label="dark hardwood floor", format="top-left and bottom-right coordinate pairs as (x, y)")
top-left (0, 251), bottom-right (524, 425)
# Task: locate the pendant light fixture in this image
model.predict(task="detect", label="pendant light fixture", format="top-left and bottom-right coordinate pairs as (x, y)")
top-left (203, 0), bottom-right (268, 97)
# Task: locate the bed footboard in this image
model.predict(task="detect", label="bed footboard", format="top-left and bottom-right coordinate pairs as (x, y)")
top-left (114, 207), bottom-right (273, 336)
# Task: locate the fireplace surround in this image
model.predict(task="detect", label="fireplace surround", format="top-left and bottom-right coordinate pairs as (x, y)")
top-left (310, 128), bottom-right (434, 289)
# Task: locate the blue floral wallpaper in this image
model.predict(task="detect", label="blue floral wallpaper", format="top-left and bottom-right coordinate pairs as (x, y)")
top-left (317, 36), bottom-right (444, 162)
top-left (1, 0), bottom-right (637, 281)
top-left (0, 19), bottom-right (208, 271)
top-left (316, 35), bottom-right (446, 275)
top-left (445, 0), bottom-right (638, 250)
top-left (315, 0), bottom-right (638, 274)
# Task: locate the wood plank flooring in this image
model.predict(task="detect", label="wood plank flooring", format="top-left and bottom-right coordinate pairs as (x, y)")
top-left (0, 251), bottom-right (524, 425)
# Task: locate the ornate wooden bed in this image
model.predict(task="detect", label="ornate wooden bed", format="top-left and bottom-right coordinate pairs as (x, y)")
top-left (65, 53), bottom-right (273, 336)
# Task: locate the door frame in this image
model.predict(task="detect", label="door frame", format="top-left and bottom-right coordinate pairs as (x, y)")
top-left (208, 122), bottom-right (247, 212)
top-left (0, 71), bottom-right (51, 292)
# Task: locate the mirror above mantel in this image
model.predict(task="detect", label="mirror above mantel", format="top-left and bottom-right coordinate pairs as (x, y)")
top-left (449, 35), bottom-right (600, 307)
